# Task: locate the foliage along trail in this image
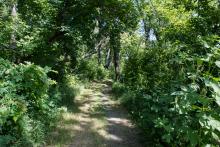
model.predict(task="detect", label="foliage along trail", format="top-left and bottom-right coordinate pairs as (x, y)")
top-left (47, 81), bottom-right (143, 147)
top-left (1, 0), bottom-right (220, 146)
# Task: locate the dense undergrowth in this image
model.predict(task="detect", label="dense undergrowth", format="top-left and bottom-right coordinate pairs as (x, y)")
top-left (113, 45), bottom-right (220, 146)
top-left (0, 58), bottom-right (89, 146)
top-left (76, 59), bottom-right (109, 81)
top-left (1, 0), bottom-right (220, 146)
top-left (0, 58), bottom-right (60, 146)
top-left (0, 57), bottom-right (108, 146)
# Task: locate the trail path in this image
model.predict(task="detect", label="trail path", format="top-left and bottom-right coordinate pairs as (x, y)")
top-left (47, 81), bottom-right (143, 147)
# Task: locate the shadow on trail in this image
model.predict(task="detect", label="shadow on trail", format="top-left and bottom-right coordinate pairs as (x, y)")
top-left (47, 80), bottom-right (144, 147)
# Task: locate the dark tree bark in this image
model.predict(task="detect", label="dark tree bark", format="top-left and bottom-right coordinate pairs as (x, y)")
top-left (96, 36), bottom-right (109, 65)
top-left (104, 47), bottom-right (111, 69)
top-left (113, 45), bottom-right (120, 81)
top-left (110, 30), bottom-right (120, 81)
top-left (143, 18), bottom-right (150, 42)
top-left (97, 44), bottom-right (102, 65)
top-left (94, 19), bottom-right (102, 65)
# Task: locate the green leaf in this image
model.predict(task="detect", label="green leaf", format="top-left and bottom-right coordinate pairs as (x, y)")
top-left (162, 134), bottom-right (172, 143)
top-left (13, 116), bottom-right (19, 122)
top-left (215, 61), bottom-right (220, 68)
top-left (188, 131), bottom-right (199, 147)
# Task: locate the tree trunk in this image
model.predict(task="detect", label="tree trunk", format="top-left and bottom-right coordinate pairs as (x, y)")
top-left (110, 31), bottom-right (120, 81)
top-left (94, 19), bottom-right (102, 65)
top-left (96, 37), bottom-right (109, 65)
top-left (104, 47), bottom-right (111, 69)
top-left (143, 18), bottom-right (150, 43)
top-left (113, 45), bottom-right (120, 81)
top-left (97, 44), bottom-right (102, 65)
top-left (11, 3), bottom-right (18, 62)
top-left (11, 4), bottom-right (17, 49)
top-left (94, 8), bottom-right (104, 65)
top-left (135, 0), bottom-right (150, 45)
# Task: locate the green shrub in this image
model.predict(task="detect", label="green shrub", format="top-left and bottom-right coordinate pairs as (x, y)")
top-left (77, 60), bottom-right (108, 80)
top-left (59, 74), bottom-right (81, 108)
top-left (115, 46), bottom-right (220, 146)
top-left (112, 82), bottom-right (127, 97)
top-left (0, 58), bottom-right (60, 146)
top-left (96, 66), bottom-right (107, 80)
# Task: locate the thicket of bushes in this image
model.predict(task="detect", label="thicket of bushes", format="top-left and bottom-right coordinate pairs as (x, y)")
top-left (0, 58), bottom-right (62, 146)
top-left (76, 59), bottom-right (108, 81)
top-left (113, 46), bottom-right (220, 146)
top-left (59, 74), bottom-right (82, 108)
top-left (1, 0), bottom-right (220, 146)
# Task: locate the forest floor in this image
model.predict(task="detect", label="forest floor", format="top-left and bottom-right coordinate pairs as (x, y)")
top-left (46, 80), bottom-right (144, 147)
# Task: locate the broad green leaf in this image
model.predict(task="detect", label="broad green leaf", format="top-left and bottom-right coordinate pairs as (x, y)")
top-left (215, 61), bottom-right (220, 68)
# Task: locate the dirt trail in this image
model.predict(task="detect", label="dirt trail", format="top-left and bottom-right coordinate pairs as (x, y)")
top-left (47, 81), bottom-right (143, 147)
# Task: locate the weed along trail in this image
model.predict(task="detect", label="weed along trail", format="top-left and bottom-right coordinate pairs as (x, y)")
top-left (47, 81), bottom-right (143, 147)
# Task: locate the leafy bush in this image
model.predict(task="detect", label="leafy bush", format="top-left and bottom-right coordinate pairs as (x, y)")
top-left (96, 66), bottom-right (108, 80)
top-left (77, 60), bottom-right (107, 80)
top-left (112, 82), bottom-right (126, 97)
top-left (59, 74), bottom-right (82, 108)
top-left (115, 45), bottom-right (220, 146)
top-left (0, 58), bottom-right (61, 146)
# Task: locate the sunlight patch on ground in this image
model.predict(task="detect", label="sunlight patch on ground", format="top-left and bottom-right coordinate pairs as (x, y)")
top-left (107, 117), bottom-right (132, 127)
top-left (47, 81), bottom-right (142, 147)
top-left (107, 134), bottom-right (123, 142)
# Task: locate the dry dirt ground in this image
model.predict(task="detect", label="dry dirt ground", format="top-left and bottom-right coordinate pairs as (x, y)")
top-left (47, 81), bottom-right (144, 147)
